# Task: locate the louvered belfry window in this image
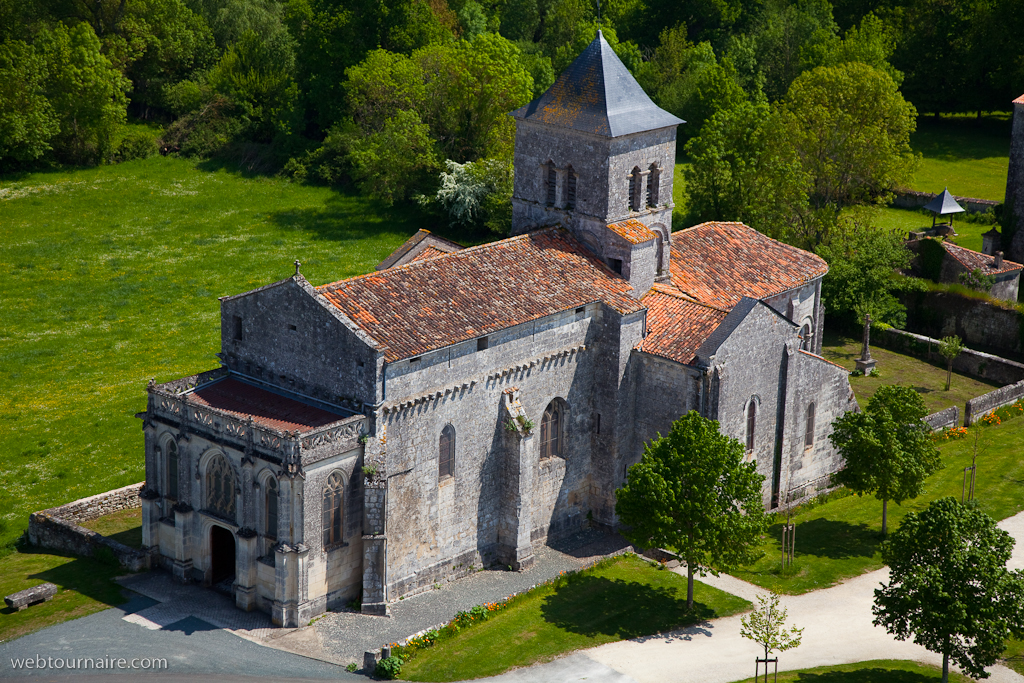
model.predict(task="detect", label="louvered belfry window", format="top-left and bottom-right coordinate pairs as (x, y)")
top-left (647, 163), bottom-right (660, 206)
top-left (628, 167), bottom-right (639, 211)
top-left (546, 163), bottom-right (557, 206)
top-left (566, 166), bottom-right (577, 209)
top-left (322, 471), bottom-right (344, 548)
top-left (439, 425), bottom-right (455, 479)
top-left (207, 455), bottom-right (236, 519)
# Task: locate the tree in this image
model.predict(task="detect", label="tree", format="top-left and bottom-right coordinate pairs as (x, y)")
top-left (875, 497), bottom-right (1024, 683)
top-left (0, 39), bottom-right (59, 165)
top-left (938, 335), bottom-right (964, 392)
top-left (779, 62), bottom-right (917, 209)
top-left (816, 219), bottom-right (920, 328)
top-left (740, 591), bottom-right (804, 668)
top-left (615, 411), bottom-right (768, 609)
top-left (829, 384), bottom-right (941, 535)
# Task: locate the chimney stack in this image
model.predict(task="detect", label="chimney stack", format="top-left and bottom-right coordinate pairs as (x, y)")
top-left (996, 251), bottom-right (1004, 268)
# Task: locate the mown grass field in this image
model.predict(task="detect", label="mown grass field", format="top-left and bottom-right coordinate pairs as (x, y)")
top-left (397, 554), bottom-right (750, 681)
top-left (727, 659), bottom-right (972, 683)
top-left (0, 156), bottom-right (426, 641)
top-left (910, 114), bottom-right (1012, 201)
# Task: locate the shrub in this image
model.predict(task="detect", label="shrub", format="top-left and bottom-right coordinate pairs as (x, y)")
top-left (375, 656), bottom-right (403, 680)
top-left (980, 411), bottom-right (1001, 426)
top-left (110, 131), bottom-right (158, 163)
top-left (958, 268), bottom-right (996, 291)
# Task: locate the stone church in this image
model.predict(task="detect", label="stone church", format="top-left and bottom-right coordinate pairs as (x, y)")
top-left (136, 32), bottom-right (857, 627)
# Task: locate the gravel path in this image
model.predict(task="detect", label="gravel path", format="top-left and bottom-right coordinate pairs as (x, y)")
top-left (315, 530), bottom-right (633, 662)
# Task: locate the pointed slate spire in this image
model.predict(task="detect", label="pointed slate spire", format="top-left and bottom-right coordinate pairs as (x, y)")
top-left (511, 31), bottom-right (684, 137)
top-left (923, 188), bottom-right (966, 216)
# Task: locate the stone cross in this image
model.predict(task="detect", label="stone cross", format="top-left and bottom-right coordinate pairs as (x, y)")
top-left (855, 313), bottom-right (877, 373)
top-left (294, 260), bottom-right (301, 276)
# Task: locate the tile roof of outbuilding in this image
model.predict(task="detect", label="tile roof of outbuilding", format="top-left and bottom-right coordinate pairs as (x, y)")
top-left (317, 228), bottom-right (643, 362)
top-left (669, 222), bottom-right (829, 309)
top-left (408, 246), bottom-right (447, 263)
top-left (376, 229), bottom-right (464, 270)
top-left (608, 219), bottom-right (658, 244)
top-left (510, 32), bottom-right (684, 137)
top-left (188, 378), bottom-right (345, 433)
top-left (943, 241), bottom-right (1023, 275)
top-left (635, 284), bottom-right (728, 365)
top-left (1014, 94), bottom-right (1024, 105)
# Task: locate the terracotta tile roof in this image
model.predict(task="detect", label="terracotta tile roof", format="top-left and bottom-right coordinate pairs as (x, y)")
top-left (317, 228), bottom-right (643, 362)
top-left (376, 229), bottom-right (464, 270)
top-left (188, 378), bottom-right (345, 433)
top-left (669, 222), bottom-right (829, 309)
top-left (1014, 94), bottom-right (1024, 105)
top-left (608, 219), bottom-right (658, 244)
top-left (408, 246), bottom-right (446, 263)
top-left (944, 242), bottom-right (1023, 275)
top-left (635, 284), bottom-right (728, 365)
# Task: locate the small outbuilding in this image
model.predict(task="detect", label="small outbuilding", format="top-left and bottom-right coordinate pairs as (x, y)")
top-left (923, 188), bottom-right (966, 230)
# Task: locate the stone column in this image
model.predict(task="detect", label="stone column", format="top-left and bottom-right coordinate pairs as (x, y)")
top-left (140, 489), bottom-right (161, 550)
top-left (171, 504), bottom-right (194, 583)
top-left (273, 543), bottom-right (298, 627)
top-left (497, 389), bottom-right (535, 570)
top-left (235, 528), bottom-right (258, 611)
top-left (855, 313), bottom-right (877, 373)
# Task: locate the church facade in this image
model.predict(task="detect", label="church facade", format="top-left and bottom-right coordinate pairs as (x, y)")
top-left (136, 33), bottom-right (856, 627)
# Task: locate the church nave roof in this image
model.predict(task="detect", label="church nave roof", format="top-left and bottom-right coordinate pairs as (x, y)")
top-left (635, 284), bottom-right (728, 365)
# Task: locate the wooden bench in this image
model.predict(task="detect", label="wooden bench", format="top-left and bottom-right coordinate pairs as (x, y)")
top-left (4, 583), bottom-right (58, 611)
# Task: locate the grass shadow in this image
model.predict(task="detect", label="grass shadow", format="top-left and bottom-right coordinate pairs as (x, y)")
top-left (22, 546), bottom-right (129, 609)
top-left (539, 575), bottom-right (712, 640)
top-left (791, 669), bottom-right (940, 683)
top-left (912, 116), bottom-right (1013, 162)
top-left (784, 518), bottom-right (879, 560)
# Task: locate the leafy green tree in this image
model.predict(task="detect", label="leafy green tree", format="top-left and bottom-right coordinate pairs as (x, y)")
top-left (780, 62), bottom-right (917, 209)
top-left (683, 101), bottom-right (812, 245)
top-left (347, 110), bottom-right (440, 204)
top-left (615, 411), bottom-right (768, 608)
top-left (427, 157), bottom-right (513, 234)
top-left (938, 335), bottom-right (964, 392)
top-left (875, 497), bottom-right (1024, 683)
top-left (0, 40), bottom-right (59, 165)
top-left (740, 591), bottom-right (804, 666)
top-left (35, 22), bottom-right (130, 164)
top-left (816, 220), bottom-right (918, 327)
top-left (829, 384), bottom-right (941, 535)
top-left (810, 12), bottom-right (903, 87)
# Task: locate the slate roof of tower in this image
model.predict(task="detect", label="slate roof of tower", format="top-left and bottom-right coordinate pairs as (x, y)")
top-left (635, 284), bottom-right (728, 365)
top-left (317, 228), bottom-right (643, 362)
top-left (510, 32), bottom-right (685, 137)
top-left (668, 222), bottom-right (829, 309)
top-left (188, 377), bottom-right (346, 433)
top-left (943, 241), bottom-right (1023, 275)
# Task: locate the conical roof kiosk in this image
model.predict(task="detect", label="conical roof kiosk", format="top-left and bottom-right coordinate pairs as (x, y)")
top-left (923, 187), bottom-right (966, 231)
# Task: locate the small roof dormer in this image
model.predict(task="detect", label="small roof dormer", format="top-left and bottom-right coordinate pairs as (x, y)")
top-left (510, 32), bottom-right (684, 138)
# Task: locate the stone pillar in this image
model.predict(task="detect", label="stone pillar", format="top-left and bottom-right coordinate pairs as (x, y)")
top-left (140, 489), bottom-right (161, 549)
top-left (855, 313), bottom-right (877, 373)
top-left (235, 528), bottom-right (258, 611)
top-left (497, 389), bottom-right (535, 571)
top-left (171, 504), bottom-right (194, 583)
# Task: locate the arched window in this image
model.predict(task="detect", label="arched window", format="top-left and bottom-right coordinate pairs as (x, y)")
top-left (439, 425), bottom-right (455, 479)
top-left (167, 439), bottom-right (179, 500)
top-left (322, 471), bottom-right (344, 548)
top-left (628, 166), bottom-right (642, 211)
top-left (265, 476), bottom-right (278, 540)
top-left (541, 400), bottom-right (565, 459)
top-left (746, 401), bottom-right (757, 452)
top-left (800, 324), bottom-right (811, 351)
top-left (565, 165), bottom-right (577, 210)
top-left (805, 404), bottom-right (816, 448)
top-left (207, 454), bottom-right (235, 519)
top-left (647, 163), bottom-right (660, 207)
top-left (546, 162), bottom-right (557, 206)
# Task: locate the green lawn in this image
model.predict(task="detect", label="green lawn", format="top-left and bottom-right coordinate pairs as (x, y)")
top-left (910, 114), bottom-right (1012, 201)
top-left (821, 331), bottom-right (999, 414)
top-left (397, 554), bottom-right (750, 681)
top-left (81, 508), bottom-right (143, 549)
top-left (730, 415), bottom-right (1024, 594)
top-left (842, 204), bottom-right (996, 254)
top-left (727, 659), bottom-right (972, 683)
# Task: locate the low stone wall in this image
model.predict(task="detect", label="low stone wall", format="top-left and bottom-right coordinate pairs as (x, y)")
top-left (875, 327), bottom-right (1024, 385)
top-left (901, 290), bottom-right (1024, 358)
top-left (28, 482), bottom-right (150, 572)
top-left (893, 189), bottom-right (1000, 214)
top-left (924, 405), bottom-right (959, 430)
top-left (965, 380), bottom-right (1024, 425)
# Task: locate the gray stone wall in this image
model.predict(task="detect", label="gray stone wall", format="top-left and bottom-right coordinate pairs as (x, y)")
top-left (991, 271), bottom-right (1020, 302)
top-left (924, 406), bottom-right (959, 430)
top-left (902, 290), bottom-right (1024, 356)
top-left (220, 276), bottom-right (379, 407)
top-left (874, 327), bottom-right (1024, 385)
top-left (965, 379), bottom-right (1024, 425)
top-left (38, 482), bottom-right (143, 524)
top-left (763, 280), bottom-right (822, 350)
top-left (632, 354), bottom-right (699, 464)
top-left (893, 189), bottom-right (998, 214)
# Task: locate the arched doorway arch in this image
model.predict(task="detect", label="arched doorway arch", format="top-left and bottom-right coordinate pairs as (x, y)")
top-left (210, 525), bottom-right (236, 589)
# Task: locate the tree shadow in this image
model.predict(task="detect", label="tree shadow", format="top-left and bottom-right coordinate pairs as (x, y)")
top-left (791, 668), bottom-right (939, 683)
top-left (913, 115), bottom-right (1012, 162)
top-left (539, 575), bottom-right (716, 641)
top-left (779, 518), bottom-right (880, 560)
top-left (161, 616), bottom-right (220, 635)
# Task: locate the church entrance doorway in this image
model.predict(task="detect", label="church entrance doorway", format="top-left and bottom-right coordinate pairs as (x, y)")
top-left (210, 525), bottom-right (236, 592)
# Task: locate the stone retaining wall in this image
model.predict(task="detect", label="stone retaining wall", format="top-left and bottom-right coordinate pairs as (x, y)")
top-left (28, 482), bottom-right (150, 572)
top-left (893, 189), bottom-right (999, 214)
top-left (965, 380), bottom-right (1024, 425)
top-left (901, 290), bottom-right (1024, 358)
top-left (875, 327), bottom-right (1024, 385)
top-left (924, 405), bottom-right (959, 430)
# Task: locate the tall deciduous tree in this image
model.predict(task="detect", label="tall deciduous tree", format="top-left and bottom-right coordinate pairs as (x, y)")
top-left (780, 62), bottom-right (917, 209)
top-left (0, 39), bottom-right (59, 165)
top-left (875, 497), bottom-right (1024, 683)
top-left (829, 384), bottom-right (941, 535)
top-left (615, 411), bottom-right (768, 609)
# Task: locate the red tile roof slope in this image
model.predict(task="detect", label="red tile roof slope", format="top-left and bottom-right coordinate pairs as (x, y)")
top-left (943, 242), bottom-right (1023, 275)
top-left (1014, 94), bottom-right (1024, 105)
top-left (608, 219), bottom-right (658, 244)
top-left (670, 222), bottom-right (828, 309)
top-left (189, 378), bottom-right (345, 433)
top-left (635, 284), bottom-right (728, 365)
top-left (408, 246), bottom-right (446, 263)
top-left (317, 228), bottom-right (643, 362)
